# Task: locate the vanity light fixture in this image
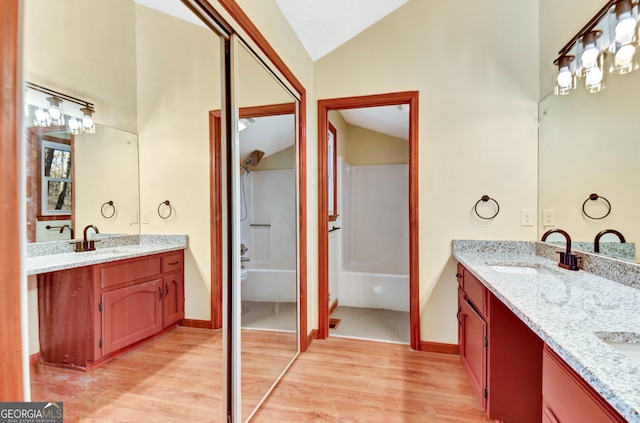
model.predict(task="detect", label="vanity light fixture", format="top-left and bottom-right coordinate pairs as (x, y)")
top-left (578, 31), bottom-right (607, 92)
top-left (25, 82), bottom-right (96, 134)
top-left (554, 55), bottom-right (576, 95)
top-left (553, 0), bottom-right (639, 95)
top-left (46, 96), bottom-right (65, 126)
top-left (80, 107), bottom-right (95, 134)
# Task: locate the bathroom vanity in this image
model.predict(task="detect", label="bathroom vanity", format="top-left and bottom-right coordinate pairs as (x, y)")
top-left (454, 240), bottom-right (640, 423)
top-left (29, 236), bottom-right (187, 369)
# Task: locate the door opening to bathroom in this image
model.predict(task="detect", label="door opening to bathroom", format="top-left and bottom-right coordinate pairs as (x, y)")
top-left (317, 92), bottom-right (420, 349)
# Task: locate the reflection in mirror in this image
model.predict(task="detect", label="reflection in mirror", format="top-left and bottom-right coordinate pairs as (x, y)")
top-left (25, 122), bottom-right (140, 242)
top-left (538, 70), bottom-right (640, 262)
top-left (236, 42), bottom-right (299, 422)
top-left (25, 0), bottom-right (227, 421)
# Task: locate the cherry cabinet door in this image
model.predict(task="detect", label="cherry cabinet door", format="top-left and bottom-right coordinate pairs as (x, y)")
top-left (459, 291), bottom-right (487, 410)
top-left (162, 272), bottom-right (184, 328)
top-left (102, 279), bottom-right (163, 355)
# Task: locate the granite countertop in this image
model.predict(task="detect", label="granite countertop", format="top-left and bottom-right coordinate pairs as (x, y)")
top-left (453, 240), bottom-right (640, 423)
top-left (26, 235), bottom-right (188, 275)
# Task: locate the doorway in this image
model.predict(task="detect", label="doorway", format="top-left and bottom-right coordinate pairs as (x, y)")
top-left (318, 92), bottom-right (420, 349)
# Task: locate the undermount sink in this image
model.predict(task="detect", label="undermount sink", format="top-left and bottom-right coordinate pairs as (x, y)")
top-left (490, 264), bottom-right (557, 276)
top-left (596, 332), bottom-right (640, 366)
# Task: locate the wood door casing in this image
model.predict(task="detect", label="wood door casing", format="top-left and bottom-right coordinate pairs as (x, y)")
top-left (317, 91), bottom-right (420, 349)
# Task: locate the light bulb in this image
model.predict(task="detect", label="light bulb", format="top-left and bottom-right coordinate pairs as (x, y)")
top-left (48, 106), bottom-right (60, 120)
top-left (557, 66), bottom-right (572, 88)
top-left (83, 115), bottom-right (94, 129)
top-left (585, 67), bottom-right (603, 86)
top-left (581, 44), bottom-right (599, 67)
top-left (68, 118), bottom-right (79, 134)
top-left (615, 13), bottom-right (637, 43)
top-left (615, 43), bottom-right (636, 66)
top-left (34, 108), bottom-right (48, 126)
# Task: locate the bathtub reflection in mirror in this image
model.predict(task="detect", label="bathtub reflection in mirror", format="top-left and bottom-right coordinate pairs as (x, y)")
top-left (236, 41), bottom-right (300, 422)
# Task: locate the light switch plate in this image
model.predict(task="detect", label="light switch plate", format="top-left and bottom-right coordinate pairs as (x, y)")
top-left (542, 209), bottom-right (555, 227)
top-left (521, 209), bottom-right (534, 226)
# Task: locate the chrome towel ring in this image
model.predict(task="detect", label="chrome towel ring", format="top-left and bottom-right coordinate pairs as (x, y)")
top-left (474, 195), bottom-right (500, 220)
top-left (582, 193), bottom-right (611, 220)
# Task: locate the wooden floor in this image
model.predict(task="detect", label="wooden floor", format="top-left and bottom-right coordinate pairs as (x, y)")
top-left (30, 327), bottom-right (492, 422)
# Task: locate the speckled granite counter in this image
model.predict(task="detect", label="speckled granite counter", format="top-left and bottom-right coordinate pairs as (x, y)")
top-left (453, 240), bottom-right (640, 423)
top-left (26, 235), bottom-right (188, 275)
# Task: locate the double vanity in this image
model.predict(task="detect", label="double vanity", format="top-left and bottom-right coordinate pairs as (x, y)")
top-left (454, 240), bottom-right (640, 423)
top-left (28, 234), bottom-right (187, 370)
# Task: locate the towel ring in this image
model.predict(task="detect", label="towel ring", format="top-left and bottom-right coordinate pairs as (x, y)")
top-left (158, 200), bottom-right (172, 219)
top-left (582, 193), bottom-right (611, 220)
top-left (101, 201), bottom-right (116, 219)
top-left (474, 195), bottom-right (500, 220)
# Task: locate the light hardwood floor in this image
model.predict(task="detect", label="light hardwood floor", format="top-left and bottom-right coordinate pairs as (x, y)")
top-left (30, 327), bottom-right (492, 422)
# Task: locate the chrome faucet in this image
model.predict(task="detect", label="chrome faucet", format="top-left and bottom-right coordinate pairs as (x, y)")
top-left (594, 229), bottom-right (626, 253)
top-left (541, 229), bottom-right (581, 271)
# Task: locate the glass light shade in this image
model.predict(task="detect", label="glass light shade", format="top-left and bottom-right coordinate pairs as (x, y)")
top-left (585, 55), bottom-right (607, 93)
top-left (577, 31), bottom-right (605, 76)
top-left (608, 0), bottom-right (640, 74)
top-left (67, 118), bottom-right (79, 135)
top-left (554, 55), bottom-right (576, 95)
top-left (80, 107), bottom-right (95, 134)
top-left (47, 97), bottom-right (64, 126)
top-left (34, 108), bottom-right (50, 127)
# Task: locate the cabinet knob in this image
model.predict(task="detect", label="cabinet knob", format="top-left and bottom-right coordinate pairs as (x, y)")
top-left (456, 273), bottom-right (463, 278)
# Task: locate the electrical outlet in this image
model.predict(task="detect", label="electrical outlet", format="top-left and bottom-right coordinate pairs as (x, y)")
top-left (131, 211), bottom-right (138, 224)
top-left (142, 211), bottom-right (149, 224)
top-left (542, 209), bottom-right (555, 227)
top-left (521, 209), bottom-right (534, 226)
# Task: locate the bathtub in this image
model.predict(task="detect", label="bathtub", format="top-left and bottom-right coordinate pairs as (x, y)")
top-left (242, 268), bottom-right (297, 303)
top-left (338, 268), bottom-right (409, 312)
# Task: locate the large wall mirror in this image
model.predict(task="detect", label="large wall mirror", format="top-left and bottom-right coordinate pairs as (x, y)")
top-left (23, 0), bottom-right (229, 421)
top-left (538, 70), bottom-right (640, 262)
top-left (234, 39), bottom-right (300, 422)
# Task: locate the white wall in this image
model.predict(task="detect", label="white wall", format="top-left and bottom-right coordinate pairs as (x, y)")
top-left (315, 0), bottom-right (540, 344)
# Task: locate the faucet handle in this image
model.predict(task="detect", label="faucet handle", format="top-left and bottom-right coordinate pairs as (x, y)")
top-left (557, 251), bottom-right (581, 271)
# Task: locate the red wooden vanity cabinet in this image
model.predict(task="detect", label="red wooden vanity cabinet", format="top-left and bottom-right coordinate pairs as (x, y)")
top-left (457, 263), bottom-right (543, 423)
top-left (38, 250), bottom-right (185, 369)
top-left (542, 345), bottom-right (626, 423)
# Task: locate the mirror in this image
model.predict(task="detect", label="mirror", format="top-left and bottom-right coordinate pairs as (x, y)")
top-left (25, 1), bottom-right (228, 422)
top-left (236, 41), bottom-right (299, 421)
top-left (25, 122), bottom-right (139, 242)
top-left (538, 70), bottom-right (640, 262)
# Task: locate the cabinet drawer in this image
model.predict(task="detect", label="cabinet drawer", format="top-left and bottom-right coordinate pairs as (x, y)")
top-left (101, 256), bottom-right (162, 289)
top-left (463, 268), bottom-right (487, 318)
top-left (162, 252), bottom-right (184, 273)
top-left (542, 345), bottom-right (626, 423)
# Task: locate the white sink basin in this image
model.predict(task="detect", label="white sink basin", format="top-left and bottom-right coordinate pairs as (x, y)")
top-left (596, 333), bottom-right (640, 366)
top-left (490, 265), bottom-right (557, 276)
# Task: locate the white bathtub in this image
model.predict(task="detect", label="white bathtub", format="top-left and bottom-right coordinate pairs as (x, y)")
top-left (338, 270), bottom-right (409, 312)
top-left (242, 268), bottom-right (297, 303)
